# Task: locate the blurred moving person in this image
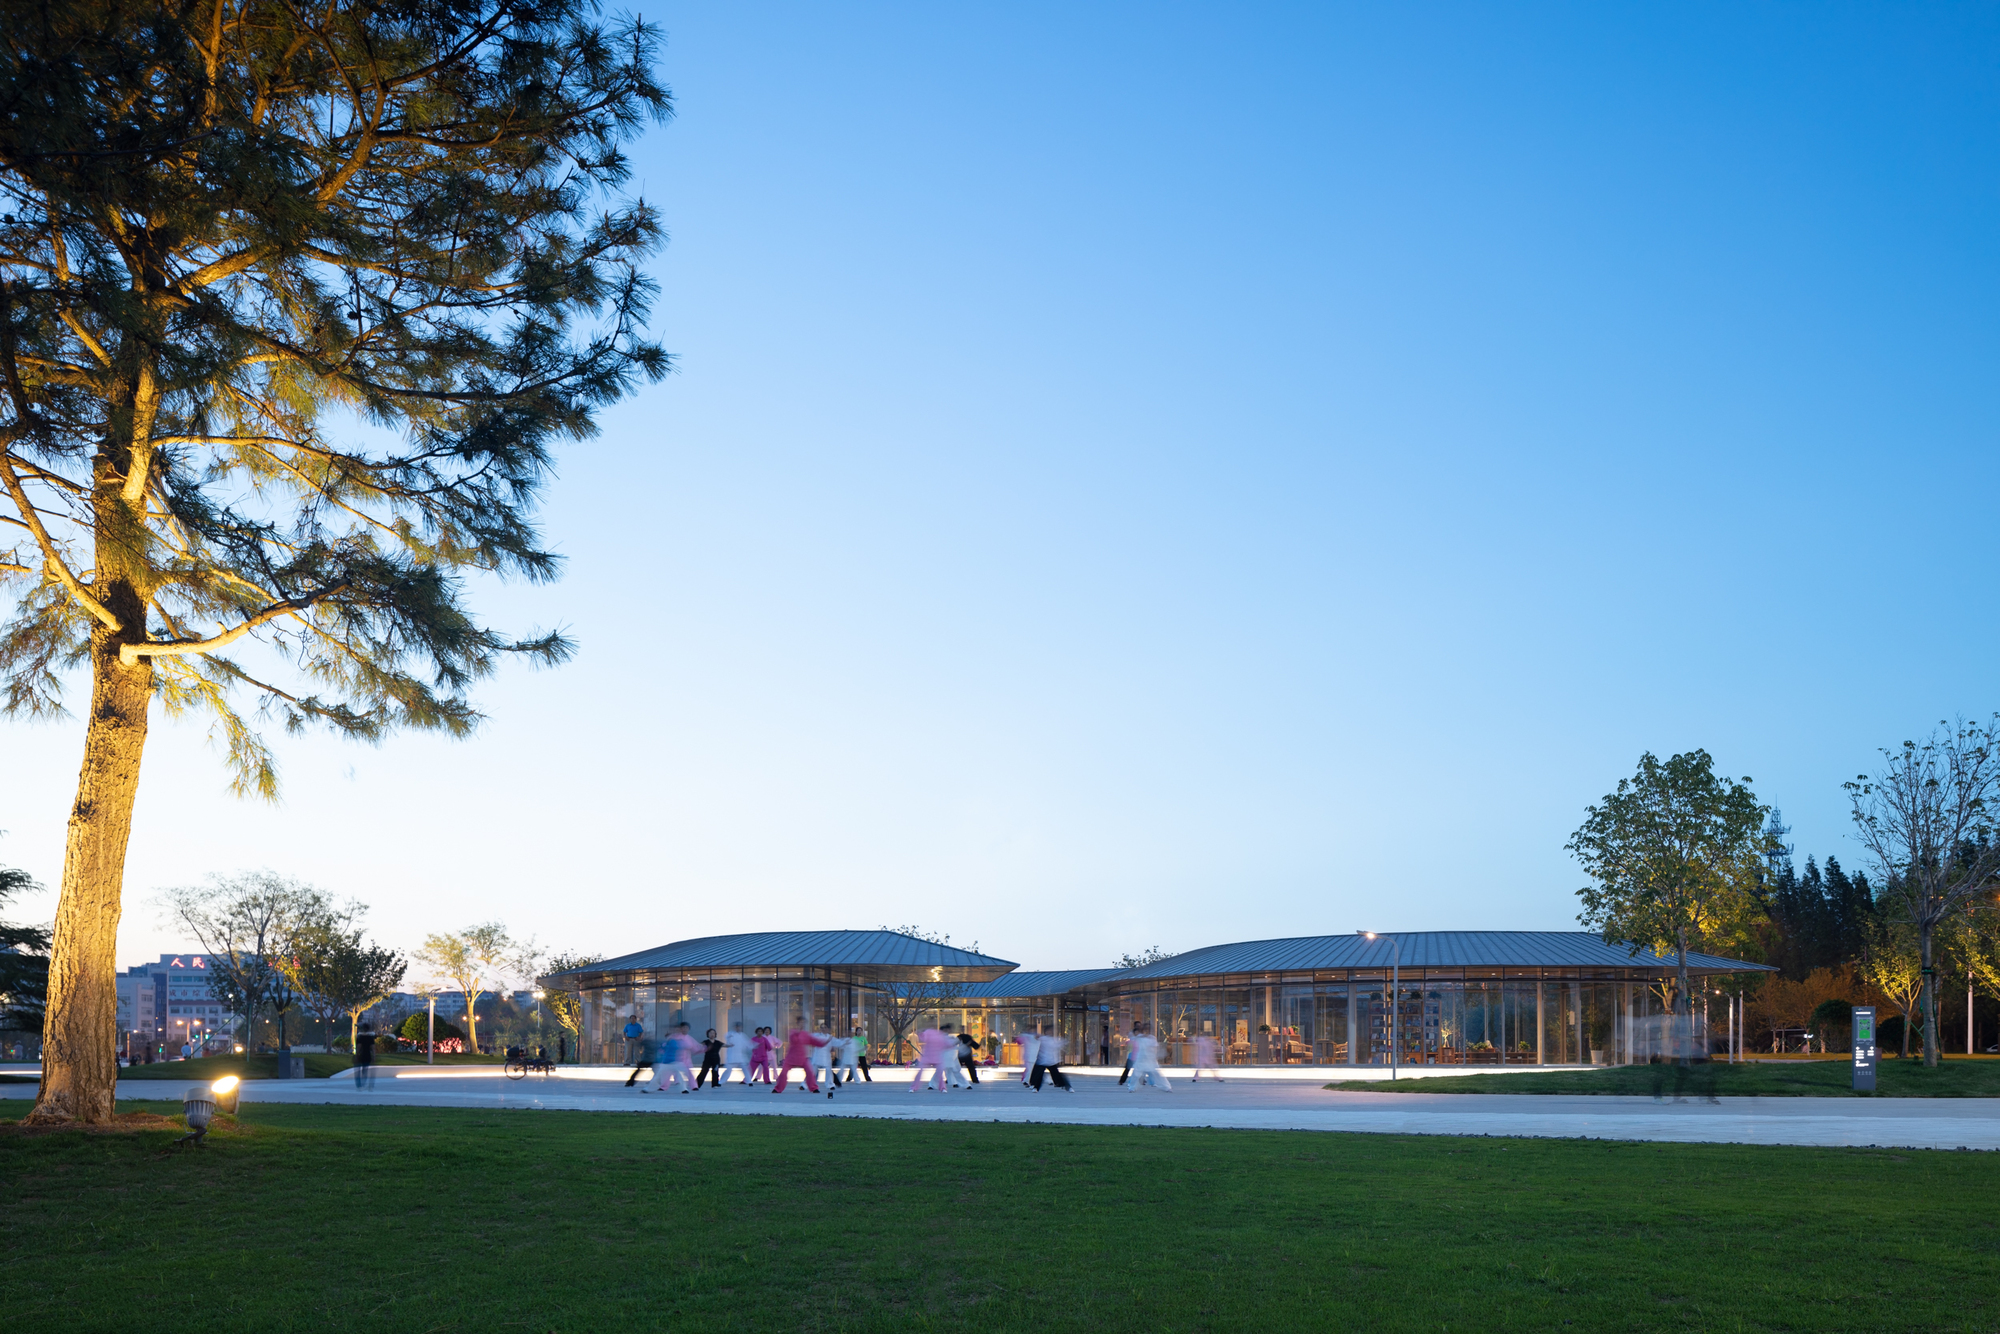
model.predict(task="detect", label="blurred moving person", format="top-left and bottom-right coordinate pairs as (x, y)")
top-left (1031, 1030), bottom-right (1072, 1092)
top-left (353, 1022), bottom-right (377, 1090)
top-left (722, 1024), bottom-right (752, 1086)
top-left (1192, 1033), bottom-right (1224, 1082)
top-left (1127, 1022), bottom-right (1171, 1091)
top-left (774, 1026), bottom-right (832, 1096)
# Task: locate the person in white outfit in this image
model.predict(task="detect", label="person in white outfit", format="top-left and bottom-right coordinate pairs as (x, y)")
top-left (1031, 1030), bottom-right (1072, 1091)
top-left (833, 1030), bottom-right (864, 1084)
top-left (1017, 1029), bottom-right (1039, 1085)
top-left (940, 1023), bottom-right (969, 1088)
top-left (1191, 1033), bottom-right (1224, 1081)
top-left (811, 1027), bottom-right (839, 1088)
top-left (1127, 1023), bottom-right (1171, 1091)
top-left (722, 1023), bottom-right (752, 1086)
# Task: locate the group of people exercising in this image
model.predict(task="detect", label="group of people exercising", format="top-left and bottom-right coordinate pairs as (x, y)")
top-left (618, 1015), bottom-right (1202, 1096)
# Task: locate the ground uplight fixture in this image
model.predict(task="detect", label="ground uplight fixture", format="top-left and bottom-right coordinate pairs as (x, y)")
top-left (211, 1074), bottom-right (241, 1116)
top-left (177, 1085), bottom-right (217, 1148)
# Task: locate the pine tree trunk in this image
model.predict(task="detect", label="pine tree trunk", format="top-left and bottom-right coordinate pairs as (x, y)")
top-left (28, 618), bottom-right (153, 1125)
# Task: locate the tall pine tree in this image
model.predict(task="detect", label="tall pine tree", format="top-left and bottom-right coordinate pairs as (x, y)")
top-left (1, 0), bottom-right (670, 1122)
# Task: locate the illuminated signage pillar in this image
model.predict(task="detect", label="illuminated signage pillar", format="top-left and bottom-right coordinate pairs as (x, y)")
top-left (1852, 1006), bottom-right (1876, 1092)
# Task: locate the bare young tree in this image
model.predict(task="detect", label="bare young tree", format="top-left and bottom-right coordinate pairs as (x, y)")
top-left (166, 871), bottom-right (328, 1054)
top-left (873, 925), bottom-right (972, 1063)
top-left (1846, 718), bottom-right (2000, 1068)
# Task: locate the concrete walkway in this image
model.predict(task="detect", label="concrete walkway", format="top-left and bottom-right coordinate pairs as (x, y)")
top-left (9, 1066), bottom-right (1997, 1150)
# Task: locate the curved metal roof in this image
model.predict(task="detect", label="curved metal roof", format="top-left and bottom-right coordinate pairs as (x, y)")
top-left (952, 968), bottom-right (1132, 999)
top-left (548, 930), bottom-right (1017, 984)
top-left (1111, 931), bottom-right (1771, 980)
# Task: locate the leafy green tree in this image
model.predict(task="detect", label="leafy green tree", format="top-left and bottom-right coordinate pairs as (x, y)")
top-left (1, 0), bottom-right (670, 1123)
top-left (1113, 946), bottom-right (1175, 969)
top-left (1860, 915), bottom-right (1926, 1058)
top-left (1569, 750), bottom-right (1767, 1060)
top-left (1846, 718), bottom-right (2000, 1068)
top-left (282, 917), bottom-right (405, 1051)
top-left (417, 922), bottom-right (514, 1053)
top-left (535, 950), bottom-right (598, 1060)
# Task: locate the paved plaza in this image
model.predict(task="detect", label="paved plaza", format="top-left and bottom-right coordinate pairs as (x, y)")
top-left (8, 1064), bottom-right (1998, 1151)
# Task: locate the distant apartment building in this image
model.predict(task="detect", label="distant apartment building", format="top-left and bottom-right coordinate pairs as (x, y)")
top-left (119, 954), bottom-right (236, 1058)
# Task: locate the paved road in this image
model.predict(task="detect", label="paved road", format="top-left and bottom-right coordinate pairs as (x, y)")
top-left (9, 1067), bottom-right (1996, 1150)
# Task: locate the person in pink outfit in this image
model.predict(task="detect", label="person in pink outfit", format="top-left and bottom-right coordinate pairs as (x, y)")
top-left (910, 1024), bottom-right (954, 1091)
top-left (748, 1027), bottom-right (775, 1084)
top-left (774, 1026), bottom-right (832, 1095)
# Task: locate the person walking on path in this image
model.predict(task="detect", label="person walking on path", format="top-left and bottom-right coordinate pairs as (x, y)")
top-left (695, 1029), bottom-right (726, 1088)
top-left (1191, 1033), bottom-right (1224, 1082)
top-left (722, 1024), bottom-right (752, 1086)
top-left (957, 1031), bottom-right (982, 1085)
top-left (1031, 1031), bottom-right (1073, 1091)
top-left (622, 1015), bottom-right (651, 1088)
top-left (353, 1023), bottom-right (377, 1090)
top-left (1126, 1022), bottom-right (1171, 1091)
top-left (774, 1026), bottom-right (832, 1095)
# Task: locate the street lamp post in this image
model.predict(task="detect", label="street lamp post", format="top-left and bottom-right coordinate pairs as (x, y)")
top-left (1358, 932), bottom-right (1401, 1083)
top-left (427, 995), bottom-right (436, 1066)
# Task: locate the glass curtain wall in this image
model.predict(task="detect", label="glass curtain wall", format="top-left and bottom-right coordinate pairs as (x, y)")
top-left (575, 969), bottom-right (1709, 1065)
top-left (1092, 971), bottom-right (1699, 1068)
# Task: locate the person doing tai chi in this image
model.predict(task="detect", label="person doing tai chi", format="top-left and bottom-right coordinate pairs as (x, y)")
top-left (651, 1023), bottom-right (698, 1094)
top-left (1018, 1029), bottom-right (1040, 1085)
top-left (911, 1024), bottom-right (955, 1091)
top-left (810, 1026), bottom-right (839, 1089)
top-left (1191, 1033), bottom-right (1224, 1082)
top-left (695, 1028), bottom-right (726, 1089)
top-left (1126, 1021), bottom-right (1171, 1091)
top-left (749, 1027), bottom-right (775, 1085)
top-left (834, 1029), bottom-right (869, 1084)
top-left (722, 1024), bottom-right (752, 1086)
top-left (957, 1031), bottom-right (982, 1084)
top-left (1031, 1030), bottom-right (1073, 1091)
top-left (941, 1023), bottom-right (970, 1088)
top-left (774, 1026), bottom-right (833, 1096)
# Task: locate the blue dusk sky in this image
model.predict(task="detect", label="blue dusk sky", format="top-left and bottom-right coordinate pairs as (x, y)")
top-left (6, 3), bottom-right (2000, 976)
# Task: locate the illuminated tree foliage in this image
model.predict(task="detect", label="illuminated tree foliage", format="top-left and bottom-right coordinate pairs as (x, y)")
top-left (1, 0), bottom-right (670, 1122)
top-left (1569, 750), bottom-right (1767, 1059)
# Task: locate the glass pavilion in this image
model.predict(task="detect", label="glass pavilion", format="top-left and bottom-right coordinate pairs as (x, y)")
top-left (549, 929), bottom-right (1769, 1067)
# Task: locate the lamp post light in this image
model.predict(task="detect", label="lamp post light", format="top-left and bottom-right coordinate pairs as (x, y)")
top-left (427, 994), bottom-right (436, 1066)
top-left (1358, 932), bottom-right (1402, 1083)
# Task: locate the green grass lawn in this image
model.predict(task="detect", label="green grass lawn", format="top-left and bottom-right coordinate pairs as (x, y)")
top-left (2, 1101), bottom-right (1996, 1332)
top-left (112, 1051), bottom-right (504, 1082)
top-left (1327, 1057), bottom-right (2000, 1098)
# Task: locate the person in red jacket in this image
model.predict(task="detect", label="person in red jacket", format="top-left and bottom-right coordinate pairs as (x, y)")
top-left (774, 1026), bottom-right (833, 1096)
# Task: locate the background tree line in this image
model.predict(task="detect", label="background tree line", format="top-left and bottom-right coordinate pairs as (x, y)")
top-left (1575, 722), bottom-right (2000, 1066)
